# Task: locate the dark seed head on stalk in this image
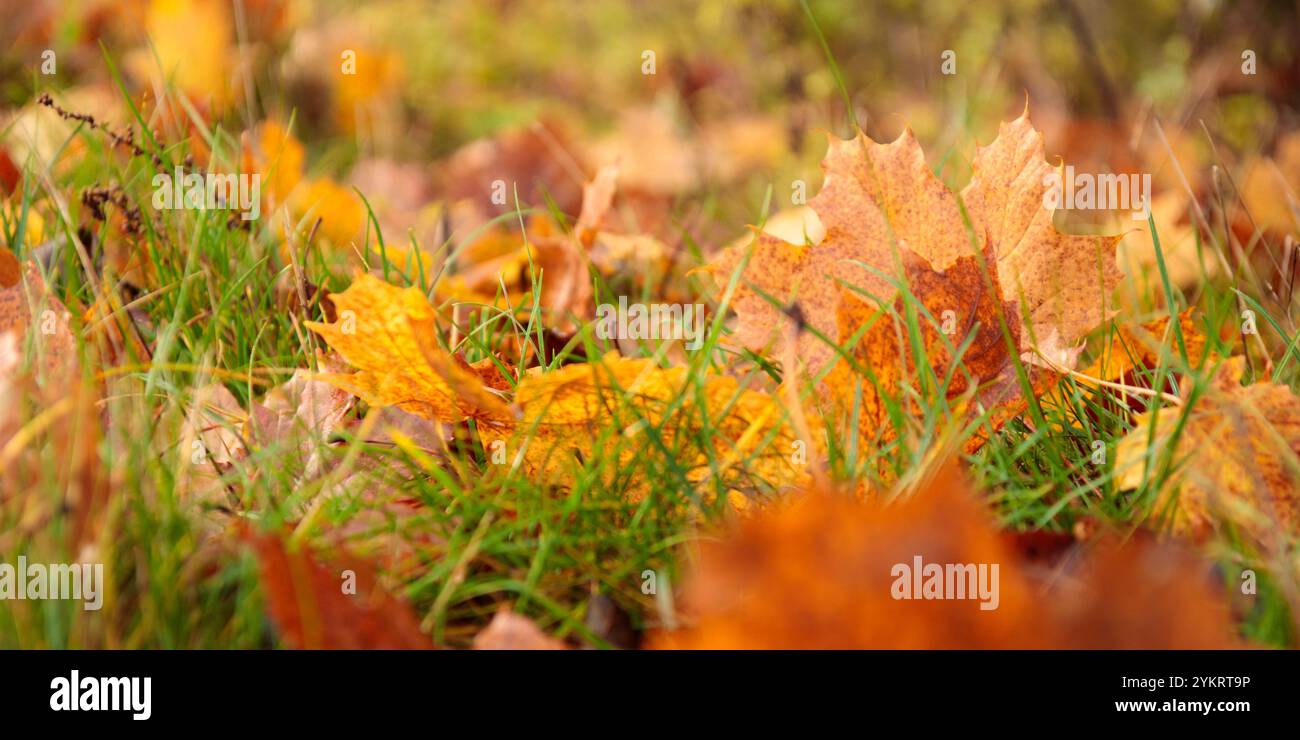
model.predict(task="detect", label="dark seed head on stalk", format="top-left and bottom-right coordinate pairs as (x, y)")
top-left (781, 302), bottom-right (807, 333)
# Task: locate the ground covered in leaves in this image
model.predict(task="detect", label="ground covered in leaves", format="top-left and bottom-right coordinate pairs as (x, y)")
top-left (1, 0), bottom-right (1299, 649)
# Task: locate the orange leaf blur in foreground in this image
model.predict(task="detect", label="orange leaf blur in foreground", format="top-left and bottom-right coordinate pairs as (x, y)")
top-left (654, 464), bottom-right (1239, 648)
top-left (248, 531), bottom-right (431, 649)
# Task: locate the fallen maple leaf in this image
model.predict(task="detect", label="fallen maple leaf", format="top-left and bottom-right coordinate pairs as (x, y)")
top-left (249, 364), bottom-right (356, 481)
top-left (1114, 356), bottom-right (1300, 541)
top-left (570, 165), bottom-right (676, 308)
top-left (173, 382), bottom-right (250, 508)
top-left (492, 351), bottom-right (816, 498)
top-left (309, 274), bottom-right (816, 499)
top-left (652, 464), bottom-right (1041, 648)
top-left (174, 356), bottom-right (356, 512)
top-left (433, 165), bottom-right (674, 337)
top-left (704, 111), bottom-right (1123, 440)
top-left (305, 274), bottom-right (514, 426)
top-left (1082, 310), bottom-right (1208, 384)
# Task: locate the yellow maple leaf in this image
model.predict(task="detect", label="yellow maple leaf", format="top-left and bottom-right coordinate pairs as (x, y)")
top-left (309, 274), bottom-right (816, 499)
top-left (493, 353), bottom-right (814, 497)
top-left (494, 361), bottom-right (817, 508)
top-left (306, 274), bottom-right (512, 426)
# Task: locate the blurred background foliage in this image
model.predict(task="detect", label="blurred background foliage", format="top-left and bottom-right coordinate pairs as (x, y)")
top-left (3, 0), bottom-right (1296, 175)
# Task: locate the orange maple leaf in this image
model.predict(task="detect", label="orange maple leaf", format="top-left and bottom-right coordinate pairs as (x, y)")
top-left (704, 111), bottom-right (1123, 438)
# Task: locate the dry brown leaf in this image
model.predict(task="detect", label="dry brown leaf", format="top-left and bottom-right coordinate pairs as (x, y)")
top-left (436, 222), bottom-right (534, 306)
top-left (472, 609), bottom-right (566, 650)
top-left (1114, 356), bottom-right (1300, 541)
top-left (435, 118), bottom-right (586, 232)
top-left (570, 165), bottom-right (672, 290)
top-left (249, 364), bottom-right (355, 481)
top-left (435, 165), bottom-right (670, 331)
top-left (575, 164), bottom-right (618, 246)
top-left (0, 247), bottom-right (77, 384)
top-left (523, 216), bottom-right (595, 330)
top-left (174, 382), bottom-right (248, 507)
